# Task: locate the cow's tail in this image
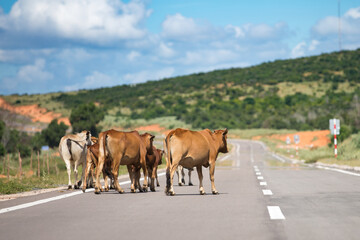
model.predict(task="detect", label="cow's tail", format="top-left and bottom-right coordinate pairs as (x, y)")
top-left (98, 132), bottom-right (112, 178)
top-left (66, 138), bottom-right (72, 158)
top-left (164, 133), bottom-right (173, 194)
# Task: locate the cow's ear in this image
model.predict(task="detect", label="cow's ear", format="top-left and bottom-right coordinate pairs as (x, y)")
top-left (223, 128), bottom-right (228, 136)
top-left (150, 134), bottom-right (155, 140)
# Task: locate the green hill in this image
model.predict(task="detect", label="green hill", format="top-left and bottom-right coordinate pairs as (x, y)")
top-left (4, 48), bottom-right (360, 132)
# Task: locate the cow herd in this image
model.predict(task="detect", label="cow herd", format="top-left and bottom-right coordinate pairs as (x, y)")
top-left (59, 128), bottom-right (228, 196)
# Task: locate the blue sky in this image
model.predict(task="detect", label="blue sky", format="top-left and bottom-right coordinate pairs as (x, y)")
top-left (0, 0), bottom-right (359, 95)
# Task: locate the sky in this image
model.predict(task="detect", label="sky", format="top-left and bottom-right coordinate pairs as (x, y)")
top-left (0, 0), bottom-right (359, 95)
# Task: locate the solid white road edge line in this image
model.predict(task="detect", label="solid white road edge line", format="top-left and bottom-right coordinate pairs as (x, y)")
top-left (0, 172), bottom-right (166, 215)
top-left (316, 165), bottom-right (360, 177)
top-left (267, 206), bottom-right (285, 220)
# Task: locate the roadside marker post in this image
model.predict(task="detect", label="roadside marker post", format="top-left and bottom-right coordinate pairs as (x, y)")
top-left (329, 119), bottom-right (340, 158)
top-left (286, 136), bottom-right (290, 153)
top-left (294, 135), bottom-right (300, 156)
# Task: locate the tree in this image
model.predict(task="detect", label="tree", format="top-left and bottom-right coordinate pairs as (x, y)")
top-left (70, 103), bottom-right (104, 136)
top-left (42, 119), bottom-right (68, 148)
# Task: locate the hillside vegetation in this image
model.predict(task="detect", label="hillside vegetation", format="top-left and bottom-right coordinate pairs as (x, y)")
top-left (4, 48), bottom-right (360, 133)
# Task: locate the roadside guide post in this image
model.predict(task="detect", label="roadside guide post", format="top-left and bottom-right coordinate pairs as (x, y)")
top-left (294, 135), bottom-right (300, 156)
top-left (286, 136), bottom-right (291, 153)
top-left (329, 119), bottom-right (340, 158)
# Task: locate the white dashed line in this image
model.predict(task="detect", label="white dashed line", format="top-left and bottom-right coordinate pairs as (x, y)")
top-left (257, 176), bottom-right (264, 180)
top-left (267, 206), bottom-right (285, 220)
top-left (255, 172), bottom-right (261, 175)
top-left (260, 182), bottom-right (267, 186)
top-left (262, 189), bottom-right (273, 195)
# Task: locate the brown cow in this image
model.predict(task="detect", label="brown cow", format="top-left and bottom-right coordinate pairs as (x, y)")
top-left (94, 129), bottom-right (155, 194)
top-left (146, 146), bottom-right (164, 191)
top-left (82, 142), bottom-right (114, 193)
top-left (164, 128), bottom-right (228, 196)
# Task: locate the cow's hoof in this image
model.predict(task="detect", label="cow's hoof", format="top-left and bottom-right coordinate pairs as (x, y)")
top-left (189, 183), bottom-right (193, 186)
top-left (94, 189), bottom-right (101, 194)
top-left (178, 183), bottom-right (183, 186)
top-left (68, 185), bottom-right (72, 190)
top-left (104, 187), bottom-right (109, 192)
top-left (77, 181), bottom-right (82, 188)
top-left (157, 184), bottom-right (160, 187)
top-left (74, 185), bottom-right (79, 189)
top-left (212, 190), bottom-right (219, 195)
top-left (82, 188), bottom-right (86, 193)
top-left (170, 191), bottom-right (175, 196)
top-left (131, 188), bottom-right (136, 193)
top-left (200, 191), bottom-right (205, 195)
top-left (150, 187), bottom-right (155, 192)
top-left (182, 179), bottom-right (185, 184)
top-left (118, 189), bottom-right (124, 194)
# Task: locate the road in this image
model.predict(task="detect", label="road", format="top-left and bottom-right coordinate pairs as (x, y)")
top-left (1, 139), bottom-right (360, 240)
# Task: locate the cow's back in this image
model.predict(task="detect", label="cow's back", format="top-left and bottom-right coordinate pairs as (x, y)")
top-left (105, 130), bottom-right (142, 165)
top-left (169, 129), bottom-right (210, 168)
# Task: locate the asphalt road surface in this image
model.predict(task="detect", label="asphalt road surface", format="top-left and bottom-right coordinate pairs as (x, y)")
top-left (1, 139), bottom-right (360, 240)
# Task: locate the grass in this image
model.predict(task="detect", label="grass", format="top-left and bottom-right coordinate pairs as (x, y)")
top-left (252, 130), bottom-right (360, 166)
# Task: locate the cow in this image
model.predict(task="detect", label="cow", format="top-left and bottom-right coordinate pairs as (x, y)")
top-left (82, 141), bottom-right (114, 193)
top-left (146, 146), bottom-right (164, 191)
top-left (94, 129), bottom-right (155, 194)
top-left (176, 166), bottom-right (193, 186)
top-left (164, 128), bottom-right (228, 196)
top-left (59, 130), bottom-right (92, 189)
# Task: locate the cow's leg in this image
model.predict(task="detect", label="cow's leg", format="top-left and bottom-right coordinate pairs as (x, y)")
top-left (94, 157), bottom-right (105, 194)
top-left (181, 167), bottom-right (186, 185)
top-left (150, 166), bottom-right (156, 192)
top-left (167, 163), bottom-right (178, 196)
top-left (82, 158), bottom-right (92, 192)
top-left (90, 162), bottom-right (96, 188)
top-left (103, 170), bottom-right (109, 192)
top-left (110, 157), bottom-right (124, 194)
top-left (196, 166), bottom-right (205, 195)
top-left (188, 169), bottom-right (193, 186)
top-left (127, 165), bottom-right (136, 193)
top-left (209, 161), bottom-right (218, 194)
top-left (176, 166), bottom-right (183, 186)
top-left (73, 161), bottom-right (82, 189)
top-left (65, 160), bottom-right (72, 189)
top-left (140, 155), bottom-right (148, 192)
top-left (155, 167), bottom-right (160, 187)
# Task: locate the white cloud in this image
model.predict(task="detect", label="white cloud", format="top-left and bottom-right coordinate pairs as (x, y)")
top-left (127, 51), bottom-right (141, 61)
top-left (225, 24), bottom-right (245, 38)
top-left (291, 42), bottom-right (307, 58)
top-left (65, 71), bottom-right (115, 91)
top-left (183, 49), bottom-right (238, 66)
top-left (158, 42), bottom-right (176, 58)
top-left (345, 7), bottom-right (360, 19)
top-left (161, 13), bottom-right (211, 40)
top-left (17, 59), bottom-right (53, 83)
top-left (124, 67), bottom-right (174, 84)
top-left (308, 40), bottom-right (320, 51)
top-left (0, 58), bottom-right (53, 93)
top-left (0, 0), bottom-right (150, 45)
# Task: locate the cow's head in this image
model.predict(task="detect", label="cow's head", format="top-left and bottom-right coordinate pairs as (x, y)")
top-left (214, 128), bottom-right (228, 153)
top-left (85, 131), bottom-right (92, 146)
top-left (141, 133), bottom-right (155, 154)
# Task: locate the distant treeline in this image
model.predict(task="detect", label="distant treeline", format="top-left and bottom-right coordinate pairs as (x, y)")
top-left (53, 49), bottom-right (360, 132)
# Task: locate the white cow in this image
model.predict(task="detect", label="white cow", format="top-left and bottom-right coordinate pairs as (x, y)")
top-left (59, 130), bottom-right (92, 189)
top-left (176, 166), bottom-right (193, 186)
